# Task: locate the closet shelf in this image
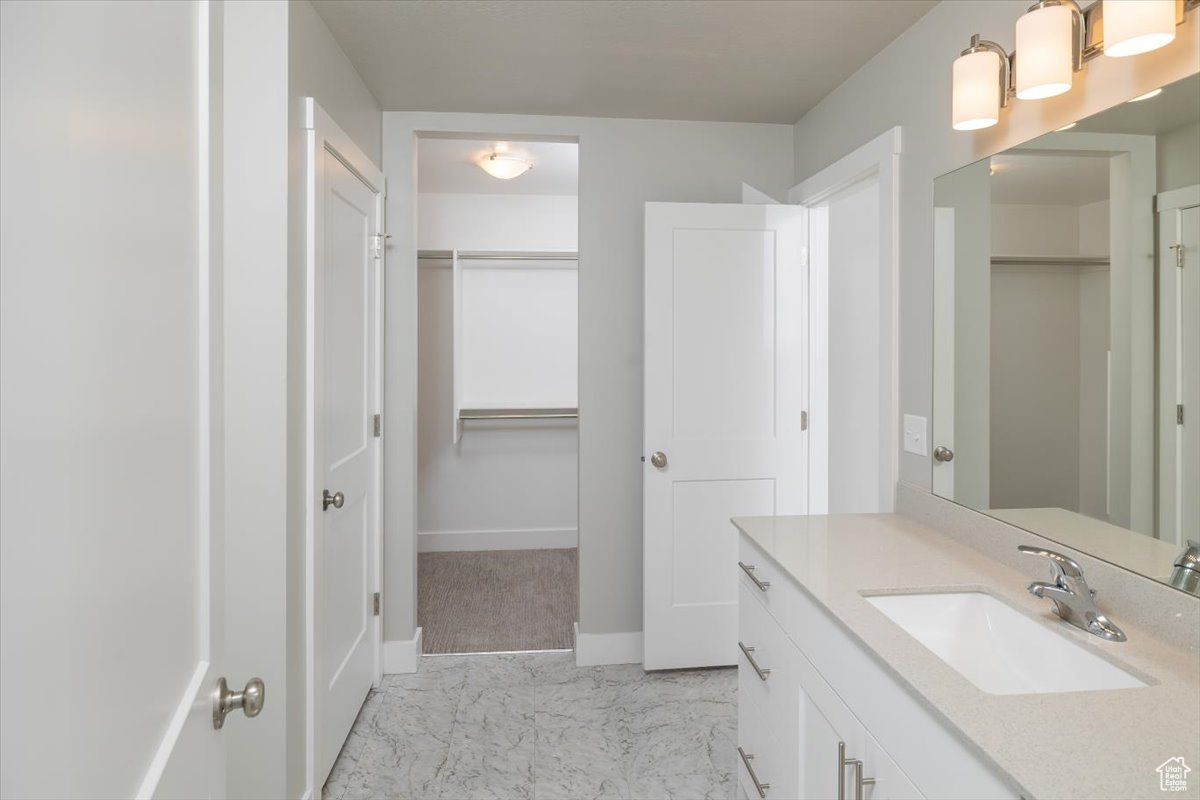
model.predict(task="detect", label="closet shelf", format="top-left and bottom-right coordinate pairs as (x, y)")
top-left (458, 407), bottom-right (578, 421)
top-left (420, 249), bottom-right (578, 262)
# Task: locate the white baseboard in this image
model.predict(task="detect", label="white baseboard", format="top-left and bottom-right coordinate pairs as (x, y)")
top-left (417, 527), bottom-right (577, 553)
top-left (382, 627), bottom-right (423, 674)
top-left (573, 622), bottom-right (643, 666)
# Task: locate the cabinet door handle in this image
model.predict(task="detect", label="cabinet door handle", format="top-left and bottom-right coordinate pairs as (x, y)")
top-left (738, 641), bottom-right (771, 681)
top-left (838, 741), bottom-right (876, 800)
top-left (738, 561), bottom-right (770, 591)
top-left (737, 746), bottom-right (771, 798)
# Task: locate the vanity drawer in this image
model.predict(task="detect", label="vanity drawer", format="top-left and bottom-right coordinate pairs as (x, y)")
top-left (738, 582), bottom-right (802, 799)
top-left (738, 535), bottom-right (797, 630)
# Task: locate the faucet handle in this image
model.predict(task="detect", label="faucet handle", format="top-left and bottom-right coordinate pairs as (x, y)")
top-left (1018, 545), bottom-right (1084, 580)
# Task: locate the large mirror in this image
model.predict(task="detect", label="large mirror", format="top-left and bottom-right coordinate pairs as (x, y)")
top-left (933, 73), bottom-right (1199, 594)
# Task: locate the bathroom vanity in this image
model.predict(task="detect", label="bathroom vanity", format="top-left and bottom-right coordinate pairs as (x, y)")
top-left (733, 512), bottom-right (1200, 800)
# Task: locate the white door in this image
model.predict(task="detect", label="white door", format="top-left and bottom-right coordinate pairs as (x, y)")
top-left (1, 1), bottom-right (236, 797)
top-left (311, 104), bottom-right (383, 786)
top-left (643, 202), bottom-right (807, 670)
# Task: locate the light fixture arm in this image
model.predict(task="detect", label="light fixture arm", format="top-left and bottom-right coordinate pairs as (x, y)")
top-left (962, 34), bottom-right (1016, 108)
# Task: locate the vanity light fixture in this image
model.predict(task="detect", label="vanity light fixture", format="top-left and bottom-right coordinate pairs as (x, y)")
top-left (951, 0), bottom-right (1199, 130)
top-left (1104, 0), bottom-right (1177, 56)
top-left (1015, 1), bottom-right (1078, 100)
top-left (478, 152), bottom-right (533, 180)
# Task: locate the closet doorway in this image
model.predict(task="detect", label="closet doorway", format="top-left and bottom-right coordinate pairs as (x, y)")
top-left (415, 135), bottom-right (580, 654)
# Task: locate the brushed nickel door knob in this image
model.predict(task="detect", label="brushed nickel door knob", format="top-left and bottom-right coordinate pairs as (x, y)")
top-left (933, 446), bottom-right (954, 463)
top-left (650, 451), bottom-right (668, 469)
top-left (213, 676), bottom-right (265, 729)
top-left (323, 489), bottom-right (345, 510)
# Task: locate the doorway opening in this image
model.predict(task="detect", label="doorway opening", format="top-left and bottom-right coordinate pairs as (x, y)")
top-left (414, 134), bottom-right (580, 654)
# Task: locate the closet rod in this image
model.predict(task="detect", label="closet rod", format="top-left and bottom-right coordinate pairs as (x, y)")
top-left (418, 250), bottom-right (578, 262)
top-left (458, 407), bottom-right (578, 421)
top-left (991, 255), bottom-right (1110, 267)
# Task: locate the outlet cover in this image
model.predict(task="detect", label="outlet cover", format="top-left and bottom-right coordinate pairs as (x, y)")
top-left (903, 414), bottom-right (928, 457)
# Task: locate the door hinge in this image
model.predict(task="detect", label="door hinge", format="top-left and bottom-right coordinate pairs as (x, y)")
top-left (1179, 404), bottom-right (1185, 425)
top-left (371, 232), bottom-right (391, 260)
top-left (801, 410), bottom-right (809, 431)
top-left (1172, 244), bottom-right (1184, 269)
top-left (373, 413), bottom-right (382, 437)
top-left (372, 592), bottom-right (380, 616)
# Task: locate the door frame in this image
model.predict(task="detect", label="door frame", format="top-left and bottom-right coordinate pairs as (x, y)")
top-left (1156, 183), bottom-right (1200, 546)
top-left (789, 127), bottom-right (901, 513)
top-left (303, 97), bottom-right (385, 798)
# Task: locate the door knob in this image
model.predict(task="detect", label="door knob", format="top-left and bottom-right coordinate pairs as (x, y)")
top-left (212, 676), bottom-right (265, 729)
top-left (323, 489), bottom-right (345, 510)
top-left (933, 446), bottom-right (954, 463)
top-left (649, 451), bottom-right (668, 469)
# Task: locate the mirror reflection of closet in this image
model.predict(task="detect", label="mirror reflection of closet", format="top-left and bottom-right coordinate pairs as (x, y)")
top-left (932, 73), bottom-right (1200, 594)
top-left (415, 136), bottom-right (581, 653)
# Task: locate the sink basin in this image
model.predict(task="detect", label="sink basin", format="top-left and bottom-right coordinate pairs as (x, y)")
top-left (865, 591), bottom-right (1146, 695)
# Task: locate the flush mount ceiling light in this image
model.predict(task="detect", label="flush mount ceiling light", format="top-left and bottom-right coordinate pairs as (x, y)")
top-left (1056, 122), bottom-right (1078, 130)
top-left (950, 0), bottom-right (1198, 131)
top-left (478, 153), bottom-right (533, 180)
top-left (1127, 87), bottom-right (1165, 102)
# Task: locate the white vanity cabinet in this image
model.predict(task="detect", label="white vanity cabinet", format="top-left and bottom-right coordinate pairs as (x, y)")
top-left (736, 534), bottom-right (1019, 800)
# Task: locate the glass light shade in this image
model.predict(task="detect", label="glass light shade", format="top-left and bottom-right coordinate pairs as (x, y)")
top-left (953, 50), bottom-right (1002, 130)
top-left (1015, 4), bottom-right (1074, 100)
top-left (478, 154), bottom-right (533, 179)
top-left (1104, 0), bottom-right (1176, 57)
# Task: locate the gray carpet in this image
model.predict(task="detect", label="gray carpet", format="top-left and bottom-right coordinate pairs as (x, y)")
top-left (418, 548), bottom-right (578, 654)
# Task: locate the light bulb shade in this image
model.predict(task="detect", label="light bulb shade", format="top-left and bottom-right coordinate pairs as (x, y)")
top-left (478, 153), bottom-right (533, 179)
top-left (1015, 4), bottom-right (1074, 100)
top-left (1103, 0), bottom-right (1176, 57)
top-left (953, 50), bottom-right (1002, 130)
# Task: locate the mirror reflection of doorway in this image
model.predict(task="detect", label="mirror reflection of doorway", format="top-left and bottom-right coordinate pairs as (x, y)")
top-left (414, 136), bottom-right (580, 654)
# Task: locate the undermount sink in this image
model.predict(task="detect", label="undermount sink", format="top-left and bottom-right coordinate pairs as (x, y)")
top-left (865, 591), bottom-right (1147, 695)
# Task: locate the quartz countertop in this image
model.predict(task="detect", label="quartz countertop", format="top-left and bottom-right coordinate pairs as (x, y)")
top-left (732, 513), bottom-right (1200, 800)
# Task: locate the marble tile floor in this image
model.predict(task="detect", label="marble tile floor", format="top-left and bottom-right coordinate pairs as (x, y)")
top-left (322, 652), bottom-right (738, 800)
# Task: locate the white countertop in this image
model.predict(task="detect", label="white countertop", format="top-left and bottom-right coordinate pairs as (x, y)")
top-left (732, 512), bottom-right (1200, 800)
top-left (985, 507), bottom-right (1183, 583)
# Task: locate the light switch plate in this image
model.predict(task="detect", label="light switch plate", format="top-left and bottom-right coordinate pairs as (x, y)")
top-left (903, 414), bottom-right (928, 456)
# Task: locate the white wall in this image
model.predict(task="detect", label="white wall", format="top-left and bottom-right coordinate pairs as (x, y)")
top-left (418, 192), bottom-right (577, 252)
top-left (417, 191), bottom-right (579, 551)
top-left (385, 113), bottom-right (793, 644)
top-left (285, 2), bottom-right (381, 796)
top-left (792, 0), bottom-right (1200, 493)
top-left (1158, 120), bottom-right (1200, 193)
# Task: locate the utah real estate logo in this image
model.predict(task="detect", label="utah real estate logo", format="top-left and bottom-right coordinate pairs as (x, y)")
top-left (1157, 757), bottom-right (1191, 792)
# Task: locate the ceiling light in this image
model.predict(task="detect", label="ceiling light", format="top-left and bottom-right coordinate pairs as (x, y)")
top-left (952, 36), bottom-right (1011, 131)
top-left (1015, 2), bottom-right (1076, 100)
top-left (1103, 0), bottom-right (1176, 57)
top-left (1127, 87), bottom-right (1164, 103)
top-left (1055, 122), bottom-right (1077, 131)
top-left (478, 153), bottom-right (533, 180)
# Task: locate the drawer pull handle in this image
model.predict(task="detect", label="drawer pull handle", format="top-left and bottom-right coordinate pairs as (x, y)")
top-left (738, 641), bottom-right (771, 681)
top-left (838, 741), bottom-right (876, 800)
top-left (738, 746), bottom-right (770, 798)
top-left (738, 561), bottom-right (770, 591)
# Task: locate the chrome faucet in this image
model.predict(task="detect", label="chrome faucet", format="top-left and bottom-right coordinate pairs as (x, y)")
top-left (1018, 545), bottom-right (1126, 642)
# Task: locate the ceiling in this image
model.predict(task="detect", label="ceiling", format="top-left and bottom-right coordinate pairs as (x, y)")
top-left (990, 155), bottom-right (1110, 206)
top-left (311, 0), bottom-right (937, 124)
top-left (1072, 73), bottom-right (1200, 136)
top-left (418, 138), bottom-right (578, 195)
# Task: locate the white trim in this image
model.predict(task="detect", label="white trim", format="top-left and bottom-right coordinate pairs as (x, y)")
top-left (789, 126), bottom-right (901, 514)
top-left (417, 527), bottom-right (578, 552)
top-left (304, 97), bottom-right (387, 798)
top-left (573, 622), bottom-right (643, 666)
top-left (1158, 184), bottom-right (1200, 212)
top-left (382, 628), bottom-right (424, 674)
